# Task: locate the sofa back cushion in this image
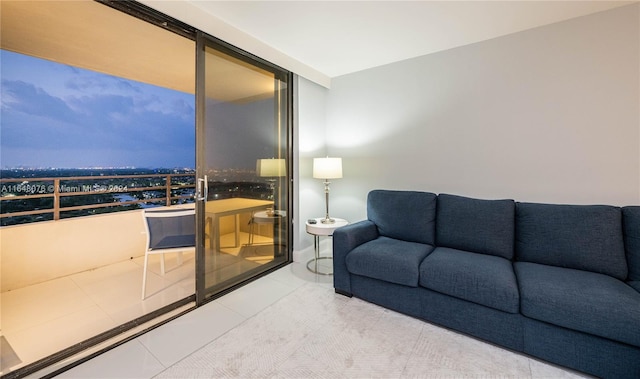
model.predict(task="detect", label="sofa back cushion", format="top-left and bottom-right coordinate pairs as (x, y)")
top-left (367, 190), bottom-right (436, 245)
top-left (516, 202), bottom-right (627, 280)
top-left (436, 194), bottom-right (515, 260)
top-left (623, 206), bottom-right (640, 281)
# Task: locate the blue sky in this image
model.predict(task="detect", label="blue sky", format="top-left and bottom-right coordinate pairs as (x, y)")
top-left (1, 50), bottom-right (195, 169)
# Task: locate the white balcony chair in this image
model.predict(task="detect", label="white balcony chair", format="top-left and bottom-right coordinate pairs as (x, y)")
top-left (141, 208), bottom-right (195, 300)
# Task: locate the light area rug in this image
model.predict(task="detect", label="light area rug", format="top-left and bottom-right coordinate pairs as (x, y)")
top-left (154, 284), bottom-right (590, 379)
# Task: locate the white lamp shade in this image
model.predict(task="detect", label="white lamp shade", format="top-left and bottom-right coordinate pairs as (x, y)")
top-left (257, 159), bottom-right (285, 177)
top-left (313, 157), bottom-right (343, 179)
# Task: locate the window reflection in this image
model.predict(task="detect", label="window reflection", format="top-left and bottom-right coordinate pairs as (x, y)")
top-left (201, 43), bottom-right (289, 294)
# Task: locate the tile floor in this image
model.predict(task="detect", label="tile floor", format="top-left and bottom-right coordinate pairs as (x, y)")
top-left (0, 253), bottom-right (195, 373)
top-left (0, 231), bottom-right (277, 375)
top-left (48, 247), bottom-right (590, 379)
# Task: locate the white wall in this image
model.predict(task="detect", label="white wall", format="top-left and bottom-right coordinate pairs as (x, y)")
top-left (0, 211), bottom-right (147, 291)
top-left (323, 4), bottom-right (640, 224)
top-left (295, 76), bottom-right (329, 251)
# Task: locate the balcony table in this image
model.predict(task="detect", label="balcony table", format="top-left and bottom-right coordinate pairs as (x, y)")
top-left (205, 198), bottom-right (273, 251)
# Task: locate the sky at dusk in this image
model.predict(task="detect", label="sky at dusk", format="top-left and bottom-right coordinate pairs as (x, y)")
top-left (0, 49), bottom-right (195, 169)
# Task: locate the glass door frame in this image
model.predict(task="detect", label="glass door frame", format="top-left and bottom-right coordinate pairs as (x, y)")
top-left (194, 31), bottom-right (294, 306)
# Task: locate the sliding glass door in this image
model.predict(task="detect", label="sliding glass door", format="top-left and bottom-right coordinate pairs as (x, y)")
top-left (195, 33), bottom-right (291, 303)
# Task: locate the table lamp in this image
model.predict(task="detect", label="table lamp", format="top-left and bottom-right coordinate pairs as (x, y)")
top-left (257, 158), bottom-right (285, 214)
top-left (313, 157), bottom-right (342, 224)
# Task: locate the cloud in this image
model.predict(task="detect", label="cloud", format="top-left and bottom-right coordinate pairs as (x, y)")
top-left (116, 79), bottom-right (141, 93)
top-left (1, 79), bottom-right (77, 122)
top-left (1, 68), bottom-right (195, 168)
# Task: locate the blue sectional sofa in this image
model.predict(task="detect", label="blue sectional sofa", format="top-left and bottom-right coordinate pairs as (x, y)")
top-left (333, 190), bottom-right (640, 379)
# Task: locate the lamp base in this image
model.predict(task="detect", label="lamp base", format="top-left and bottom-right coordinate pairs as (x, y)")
top-left (321, 217), bottom-right (335, 224)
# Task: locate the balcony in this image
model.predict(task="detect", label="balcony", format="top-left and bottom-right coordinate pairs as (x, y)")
top-left (0, 173), bottom-right (279, 373)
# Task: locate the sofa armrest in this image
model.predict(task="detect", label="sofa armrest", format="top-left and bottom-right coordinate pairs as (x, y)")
top-left (333, 220), bottom-right (379, 296)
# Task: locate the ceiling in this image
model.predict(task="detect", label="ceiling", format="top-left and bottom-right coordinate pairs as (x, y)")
top-left (185, 0), bottom-right (635, 79)
top-left (1, 1), bottom-right (635, 93)
top-left (0, 1), bottom-right (275, 101)
top-left (1, 1), bottom-right (195, 94)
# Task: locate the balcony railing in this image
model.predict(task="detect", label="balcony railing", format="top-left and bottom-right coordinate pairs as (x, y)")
top-left (0, 173), bottom-right (196, 225)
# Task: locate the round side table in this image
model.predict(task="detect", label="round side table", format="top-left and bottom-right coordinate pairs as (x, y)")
top-left (248, 210), bottom-right (285, 245)
top-left (305, 217), bottom-right (348, 275)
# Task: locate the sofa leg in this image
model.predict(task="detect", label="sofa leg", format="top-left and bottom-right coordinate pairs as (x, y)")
top-left (335, 288), bottom-right (353, 297)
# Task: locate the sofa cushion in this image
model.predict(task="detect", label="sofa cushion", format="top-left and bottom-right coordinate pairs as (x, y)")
top-left (419, 247), bottom-right (520, 314)
top-left (346, 236), bottom-right (434, 287)
top-left (515, 262), bottom-right (640, 348)
top-left (436, 194), bottom-right (515, 260)
top-left (623, 206), bottom-right (640, 281)
top-left (515, 202), bottom-right (627, 280)
top-left (629, 281), bottom-right (640, 293)
top-left (367, 190), bottom-right (437, 245)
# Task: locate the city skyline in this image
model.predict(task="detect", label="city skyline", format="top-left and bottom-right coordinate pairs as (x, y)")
top-left (0, 49), bottom-right (196, 169)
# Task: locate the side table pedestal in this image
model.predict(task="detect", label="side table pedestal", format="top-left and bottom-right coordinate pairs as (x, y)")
top-left (305, 218), bottom-right (348, 275)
